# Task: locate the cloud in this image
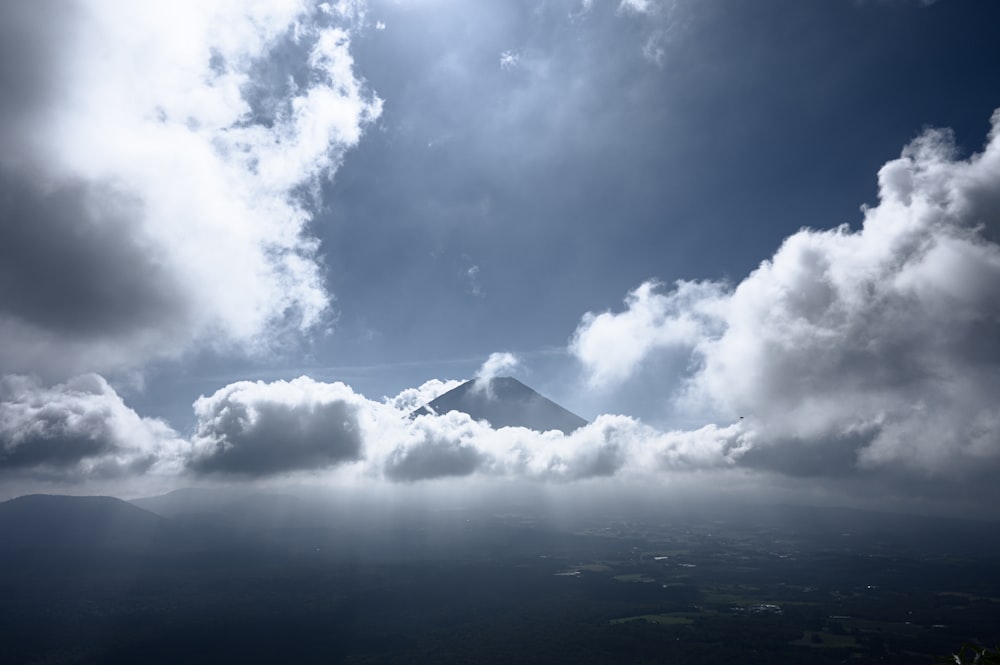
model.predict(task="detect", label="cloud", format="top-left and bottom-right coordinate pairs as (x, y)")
top-left (618, 0), bottom-right (658, 14)
top-left (0, 371), bottom-right (749, 488)
top-left (380, 409), bottom-right (745, 483)
top-left (611, 0), bottom-right (689, 66)
top-left (571, 109), bottom-right (1000, 478)
top-left (473, 352), bottom-right (521, 392)
top-left (189, 377), bottom-right (370, 476)
top-left (570, 280), bottom-right (726, 388)
top-left (383, 411), bottom-right (493, 481)
top-left (0, 1), bottom-right (381, 378)
top-left (6, 96), bottom-right (997, 495)
top-left (466, 265), bottom-right (485, 298)
top-left (499, 50), bottom-right (521, 70)
top-left (642, 30), bottom-right (669, 66)
top-left (177, 372), bottom-right (747, 483)
top-left (384, 379), bottom-right (463, 412)
top-left (0, 375), bottom-right (184, 480)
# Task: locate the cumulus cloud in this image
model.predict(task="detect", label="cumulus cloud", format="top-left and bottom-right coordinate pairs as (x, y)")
top-left (381, 410), bottom-right (745, 483)
top-left (0, 369), bottom-right (750, 487)
top-left (176, 374), bottom-right (747, 483)
top-left (189, 378), bottom-right (370, 476)
top-left (383, 411), bottom-right (493, 482)
top-left (0, 375), bottom-right (184, 480)
top-left (571, 110), bottom-right (1000, 478)
top-left (570, 281), bottom-right (725, 388)
top-left (0, 1), bottom-right (380, 378)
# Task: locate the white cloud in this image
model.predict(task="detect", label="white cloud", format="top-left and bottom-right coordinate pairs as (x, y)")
top-left (500, 49), bottom-right (521, 70)
top-left (376, 391), bottom-right (747, 483)
top-left (384, 378), bottom-right (463, 412)
top-left (0, 374), bottom-right (185, 481)
top-left (178, 375), bottom-right (748, 483)
top-left (474, 352), bottom-right (520, 391)
top-left (571, 109), bottom-right (1000, 477)
top-left (619, 0), bottom-right (657, 14)
top-left (570, 280), bottom-right (725, 388)
top-left (466, 265), bottom-right (485, 297)
top-left (0, 372), bottom-right (790, 488)
top-left (0, 1), bottom-right (381, 378)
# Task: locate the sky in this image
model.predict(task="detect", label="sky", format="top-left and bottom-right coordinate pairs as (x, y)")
top-left (1, 0), bottom-right (999, 517)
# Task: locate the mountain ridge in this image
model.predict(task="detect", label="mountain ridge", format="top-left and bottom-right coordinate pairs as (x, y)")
top-left (0, 493), bottom-right (166, 548)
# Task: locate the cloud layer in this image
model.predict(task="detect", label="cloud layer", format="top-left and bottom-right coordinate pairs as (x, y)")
top-left (0, 372), bottom-right (749, 487)
top-left (186, 375), bottom-right (747, 482)
top-left (0, 1), bottom-right (380, 378)
top-left (572, 111), bottom-right (1000, 478)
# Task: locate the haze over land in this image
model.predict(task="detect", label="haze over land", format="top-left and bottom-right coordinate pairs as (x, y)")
top-left (1, 0), bottom-right (999, 522)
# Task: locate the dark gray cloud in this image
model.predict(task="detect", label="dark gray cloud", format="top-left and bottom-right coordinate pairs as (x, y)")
top-left (384, 436), bottom-right (488, 482)
top-left (0, 1), bottom-right (74, 158)
top-left (737, 433), bottom-right (872, 479)
top-left (0, 173), bottom-right (187, 336)
top-left (189, 379), bottom-right (366, 476)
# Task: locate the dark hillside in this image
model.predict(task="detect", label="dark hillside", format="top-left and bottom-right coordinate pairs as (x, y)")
top-left (0, 494), bottom-right (166, 549)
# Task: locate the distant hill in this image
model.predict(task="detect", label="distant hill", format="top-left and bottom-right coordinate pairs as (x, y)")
top-left (411, 376), bottom-right (588, 434)
top-left (0, 494), bottom-right (166, 549)
top-left (132, 487), bottom-right (310, 524)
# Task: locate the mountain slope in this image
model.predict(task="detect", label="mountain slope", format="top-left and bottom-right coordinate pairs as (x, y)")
top-left (411, 376), bottom-right (588, 434)
top-left (0, 494), bottom-right (166, 548)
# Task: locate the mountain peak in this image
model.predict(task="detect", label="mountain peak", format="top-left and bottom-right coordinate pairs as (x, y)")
top-left (411, 376), bottom-right (587, 434)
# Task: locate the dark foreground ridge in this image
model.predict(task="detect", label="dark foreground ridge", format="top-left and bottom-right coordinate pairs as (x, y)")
top-left (411, 376), bottom-right (588, 434)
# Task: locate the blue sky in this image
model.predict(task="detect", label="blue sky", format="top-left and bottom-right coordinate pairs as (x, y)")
top-left (1, 0), bottom-right (1000, 513)
top-left (312, 0), bottom-right (1000, 399)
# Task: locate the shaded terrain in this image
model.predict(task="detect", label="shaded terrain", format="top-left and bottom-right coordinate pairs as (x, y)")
top-left (1, 492), bottom-right (998, 664)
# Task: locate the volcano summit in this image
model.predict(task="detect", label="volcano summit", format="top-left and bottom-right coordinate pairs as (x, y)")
top-left (411, 377), bottom-right (588, 434)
